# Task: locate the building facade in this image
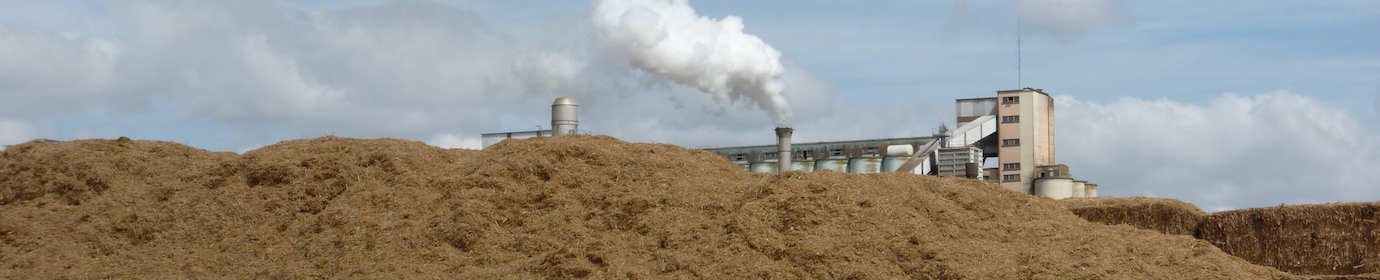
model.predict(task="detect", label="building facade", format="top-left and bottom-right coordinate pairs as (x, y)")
top-left (996, 88), bottom-right (1055, 193)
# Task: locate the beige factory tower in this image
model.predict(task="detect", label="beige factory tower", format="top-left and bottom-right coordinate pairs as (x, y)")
top-left (996, 88), bottom-right (1056, 193)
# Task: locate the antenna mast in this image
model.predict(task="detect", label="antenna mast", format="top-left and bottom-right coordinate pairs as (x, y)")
top-left (1017, 15), bottom-right (1022, 88)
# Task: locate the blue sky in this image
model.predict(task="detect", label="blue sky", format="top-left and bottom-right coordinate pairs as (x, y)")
top-left (0, 0), bottom-right (1377, 211)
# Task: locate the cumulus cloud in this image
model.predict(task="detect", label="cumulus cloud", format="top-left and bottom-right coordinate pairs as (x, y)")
top-left (426, 134), bottom-right (483, 150)
top-left (0, 119), bottom-right (38, 149)
top-left (0, 0), bottom-right (837, 152)
top-left (1057, 91), bottom-right (1380, 211)
top-left (0, 25), bottom-right (119, 116)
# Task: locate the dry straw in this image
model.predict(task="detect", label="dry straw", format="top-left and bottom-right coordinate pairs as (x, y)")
top-left (1199, 203), bottom-right (1380, 276)
top-left (2, 136), bottom-right (1293, 278)
top-left (1060, 197), bottom-right (1207, 236)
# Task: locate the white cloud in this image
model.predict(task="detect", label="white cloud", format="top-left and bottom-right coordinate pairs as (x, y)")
top-left (0, 25), bottom-right (119, 116)
top-left (0, 119), bottom-right (38, 149)
top-left (1057, 91), bottom-right (1380, 210)
top-left (426, 134), bottom-right (482, 150)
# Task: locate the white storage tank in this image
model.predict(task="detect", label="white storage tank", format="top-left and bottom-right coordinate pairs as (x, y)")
top-left (881, 157), bottom-right (909, 172)
top-left (791, 160), bottom-right (816, 172)
top-left (1072, 180), bottom-right (1087, 198)
top-left (815, 158), bottom-right (849, 172)
top-left (733, 161), bottom-right (750, 171)
top-left (750, 160), bottom-right (779, 173)
top-left (1085, 183), bottom-right (1098, 197)
top-left (1033, 177), bottom-right (1075, 199)
top-left (848, 157), bottom-right (883, 173)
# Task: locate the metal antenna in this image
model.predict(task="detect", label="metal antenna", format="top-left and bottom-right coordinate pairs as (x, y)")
top-left (1017, 15), bottom-right (1022, 88)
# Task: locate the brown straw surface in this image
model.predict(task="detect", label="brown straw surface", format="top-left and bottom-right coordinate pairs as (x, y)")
top-left (1, 135), bottom-right (1291, 279)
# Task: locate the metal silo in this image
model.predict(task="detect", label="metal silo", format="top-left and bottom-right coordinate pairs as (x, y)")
top-left (815, 157), bottom-right (849, 172)
top-left (881, 144), bottom-right (913, 172)
top-left (848, 157), bottom-right (883, 173)
top-left (1085, 183), bottom-right (1098, 197)
top-left (551, 98), bottom-right (579, 136)
top-left (750, 160), bottom-right (779, 173)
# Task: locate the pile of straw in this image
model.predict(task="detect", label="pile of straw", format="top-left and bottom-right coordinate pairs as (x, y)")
top-left (1198, 203), bottom-right (1380, 276)
top-left (1060, 197), bottom-right (1206, 236)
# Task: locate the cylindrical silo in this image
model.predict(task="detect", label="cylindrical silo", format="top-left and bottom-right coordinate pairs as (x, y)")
top-left (733, 161), bottom-right (750, 171)
top-left (791, 160), bottom-right (815, 172)
top-left (881, 156), bottom-right (909, 172)
top-left (815, 157), bottom-right (849, 172)
top-left (551, 98), bottom-right (579, 136)
top-left (750, 160), bottom-right (779, 173)
top-left (1085, 183), bottom-right (1098, 197)
top-left (1033, 177), bottom-right (1075, 199)
top-left (1072, 180), bottom-right (1087, 198)
top-left (848, 157), bottom-right (883, 173)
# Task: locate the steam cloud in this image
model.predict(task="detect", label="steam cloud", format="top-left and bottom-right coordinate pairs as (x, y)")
top-left (593, 0), bottom-right (792, 126)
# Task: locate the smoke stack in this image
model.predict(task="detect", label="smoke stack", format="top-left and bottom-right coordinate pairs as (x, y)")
top-left (775, 127), bottom-right (794, 172)
top-left (552, 98), bottom-right (579, 136)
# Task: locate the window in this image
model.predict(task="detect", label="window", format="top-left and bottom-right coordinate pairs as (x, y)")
top-left (830, 149), bottom-right (845, 157)
top-left (1002, 163), bottom-right (1020, 170)
top-left (1002, 174), bottom-right (1020, 182)
top-left (765, 152), bottom-right (777, 158)
top-left (1002, 139), bottom-right (1020, 146)
top-left (1001, 115), bottom-right (1019, 123)
top-left (863, 147), bottom-right (879, 156)
top-left (1003, 96), bottom-right (1019, 103)
top-left (733, 154), bottom-right (746, 161)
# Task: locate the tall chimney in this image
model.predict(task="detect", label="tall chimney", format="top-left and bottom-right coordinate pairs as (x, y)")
top-left (552, 98), bottom-right (578, 136)
top-left (775, 127), bottom-right (794, 172)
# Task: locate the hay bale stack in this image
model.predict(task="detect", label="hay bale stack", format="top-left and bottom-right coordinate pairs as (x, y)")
top-left (1060, 197), bottom-right (1206, 236)
top-left (1197, 203), bottom-right (1380, 276)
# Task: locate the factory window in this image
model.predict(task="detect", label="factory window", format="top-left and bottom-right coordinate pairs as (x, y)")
top-left (733, 154), bottom-right (745, 161)
top-left (765, 152), bottom-right (777, 158)
top-left (797, 151), bottom-right (812, 160)
top-left (1003, 96), bottom-right (1019, 103)
top-left (1002, 139), bottom-right (1020, 146)
top-left (1002, 163), bottom-right (1020, 170)
top-left (1001, 115), bottom-right (1019, 123)
top-left (1002, 174), bottom-right (1020, 182)
top-left (830, 149), bottom-right (845, 157)
top-left (863, 147), bottom-right (879, 156)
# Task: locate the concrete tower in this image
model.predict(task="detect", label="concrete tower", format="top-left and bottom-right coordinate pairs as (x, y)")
top-left (996, 88), bottom-right (1055, 193)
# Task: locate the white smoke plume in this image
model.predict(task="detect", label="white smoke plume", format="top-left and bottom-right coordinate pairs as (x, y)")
top-left (592, 0), bottom-right (792, 126)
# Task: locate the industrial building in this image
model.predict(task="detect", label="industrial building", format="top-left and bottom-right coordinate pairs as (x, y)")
top-left (701, 88), bottom-right (1097, 199)
top-left (482, 91), bottom-right (1097, 199)
top-left (481, 98), bottom-right (581, 148)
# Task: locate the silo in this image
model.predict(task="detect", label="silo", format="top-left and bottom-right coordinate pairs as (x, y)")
top-left (1085, 183), bottom-right (1098, 197)
top-left (815, 157), bottom-right (849, 172)
top-left (733, 161), bottom-right (750, 171)
top-left (848, 157), bottom-right (883, 173)
top-left (791, 160), bottom-right (816, 172)
top-left (551, 98), bottom-right (579, 136)
top-left (880, 144), bottom-right (913, 172)
top-left (1033, 177), bottom-right (1074, 199)
top-left (750, 160), bottom-right (779, 173)
top-left (1072, 180), bottom-right (1087, 198)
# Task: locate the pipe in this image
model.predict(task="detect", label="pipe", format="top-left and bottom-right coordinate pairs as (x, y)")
top-left (775, 127), bottom-right (793, 172)
top-left (552, 98), bottom-right (578, 136)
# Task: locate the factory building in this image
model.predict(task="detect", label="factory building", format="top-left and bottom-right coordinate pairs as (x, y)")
top-left (481, 98), bottom-right (580, 148)
top-left (702, 88), bottom-right (1098, 199)
top-left (482, 94), bottom-right (1097, 199)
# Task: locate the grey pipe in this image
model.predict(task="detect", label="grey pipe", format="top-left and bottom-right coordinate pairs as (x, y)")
top-left (775, 127), bottom-right (793, 172)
